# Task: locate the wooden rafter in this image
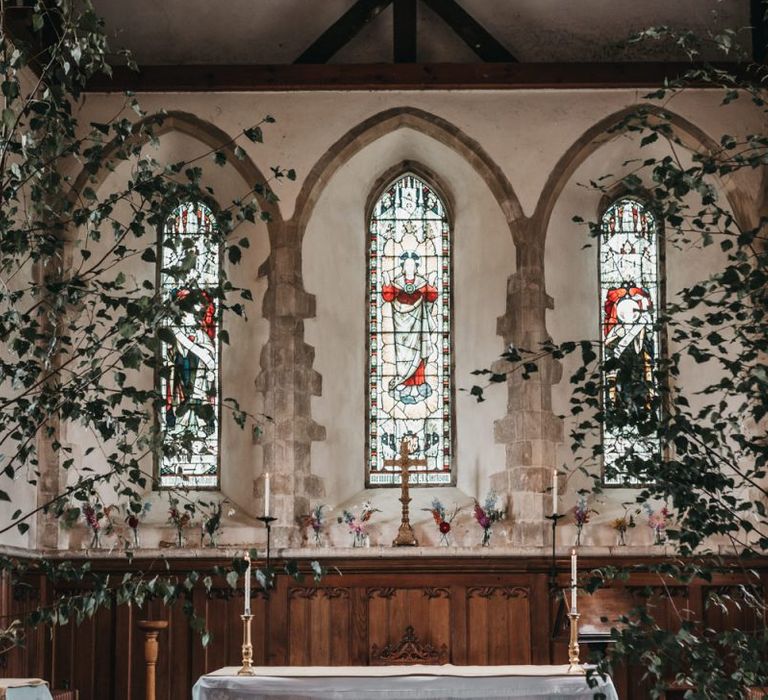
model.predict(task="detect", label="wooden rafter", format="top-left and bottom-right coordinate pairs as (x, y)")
top-left (295, 0), bottom-right (393, 64)
top-left (421, 0), bottom-right (516, 63)
top-left (85, 62), bottom-right (742, 93)
top-left (393, 0), bottom-right (417, 63)
top-left (752, 0), bottom-right (767, 63)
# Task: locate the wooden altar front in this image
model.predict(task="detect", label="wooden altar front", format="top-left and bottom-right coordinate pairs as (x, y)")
top-left (1, 552), bottom-right (765, 700)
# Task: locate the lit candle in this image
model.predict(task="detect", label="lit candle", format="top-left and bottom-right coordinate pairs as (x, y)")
top-left (570, 548), bottom-right (578, 614)
top-left (264, 472), bottom-right (270, 518)
top-left (552, 469), bottom-right (558, 516)
top-left (244, 551), bottom-right (251, 616)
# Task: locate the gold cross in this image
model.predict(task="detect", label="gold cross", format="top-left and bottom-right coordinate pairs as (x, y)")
top-left (384, 438), bottom-right (426, 547)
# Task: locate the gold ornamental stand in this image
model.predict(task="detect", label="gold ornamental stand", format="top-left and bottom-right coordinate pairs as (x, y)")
top-left (237, 613), bottom-right (256, 676)
top-left (384, 440), bottom-right (426, 547)
top-left (567, 612), bottom-right (585, 674)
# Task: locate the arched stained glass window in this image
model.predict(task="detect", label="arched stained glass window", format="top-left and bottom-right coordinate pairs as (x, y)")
top-left (599, 197), bottom-right (661, 485)
top-left (158, 201), bottom-right (220, 489)
top-left (367, 173), bottom-right (453, 487)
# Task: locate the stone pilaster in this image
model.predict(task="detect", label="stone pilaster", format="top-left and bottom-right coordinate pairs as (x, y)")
top-left (492, 238), bottom-right (563, 546)
top-left (255, 221), bottom-right (325, 546)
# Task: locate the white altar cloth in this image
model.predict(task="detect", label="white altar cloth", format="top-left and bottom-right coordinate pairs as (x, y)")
top-left (192, 665), bottom-right (619, 700)
top-left (0, 679), bottom-right (52, 700)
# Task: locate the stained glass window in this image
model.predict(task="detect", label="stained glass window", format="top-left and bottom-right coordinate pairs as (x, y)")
top-left (158, 201), bottom-right (220, 489)
top-left (367, 174), bottom-right (452, 486)
top-left (599, 197), bottom-right (661, 485)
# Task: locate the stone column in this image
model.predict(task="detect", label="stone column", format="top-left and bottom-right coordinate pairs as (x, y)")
top-left (255, 221), bottom-right (325, 546)
top-left (492, 234), bottom-right (562, 546)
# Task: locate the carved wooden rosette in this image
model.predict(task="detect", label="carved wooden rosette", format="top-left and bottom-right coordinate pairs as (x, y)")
top-left (370, 625), bottom-right (449, 665)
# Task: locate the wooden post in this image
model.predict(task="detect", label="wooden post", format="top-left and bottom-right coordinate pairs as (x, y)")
top-left (137, 620), bottom-right (168, 700)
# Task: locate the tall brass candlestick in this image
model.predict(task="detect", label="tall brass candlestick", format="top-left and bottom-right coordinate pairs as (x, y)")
top-left (237, 613), bottom-right (256, 676)
top-left (567, 612), bottom-right (585, 674)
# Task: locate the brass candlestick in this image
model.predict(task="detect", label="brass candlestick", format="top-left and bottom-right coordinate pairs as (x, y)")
top-left (567, 612), bottom-right (585, 674)
top-left (237, 613), bottom-right (256, 676)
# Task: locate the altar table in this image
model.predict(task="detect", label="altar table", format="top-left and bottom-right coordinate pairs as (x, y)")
top-left (0, 679), bottom-right (52, 700)
top-left (192, 665), bottom-right (619, 699)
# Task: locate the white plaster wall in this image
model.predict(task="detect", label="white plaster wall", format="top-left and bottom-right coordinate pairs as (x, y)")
top-left (58, 130), bottom-right (269, 548)
top-left (46, 87), bottom-right (763, 550)
top-left (304, 127), bottom-right (513, 509)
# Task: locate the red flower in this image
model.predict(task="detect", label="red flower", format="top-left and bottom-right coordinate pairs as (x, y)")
top-left (127, 515), bottom-right (139, 530)
top-left (439, 521), bottom-right (451, 535)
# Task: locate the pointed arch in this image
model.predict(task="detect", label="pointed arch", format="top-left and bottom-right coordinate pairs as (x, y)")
top-left (292, 106), bottom-right (524, 243)
top-left (533, 103), bottom-right (741, 239)
top-left (70, 110), bottom-right (282, 225)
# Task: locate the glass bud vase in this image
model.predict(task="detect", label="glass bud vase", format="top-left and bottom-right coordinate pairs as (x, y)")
top-left (176, 529), bottom-right (186, 548)
top-left (313, 530), bottom-right (323, 547)
top-left (616, 529), bottom-right (627, 546)
top-left (352, 531), bottom-right (366, 548)
top-left (89, 530), bottom-right (102, 549)
top-left (481, 527), bottom-right (491, 547)
top-left (575, 525), bottom-right (583, 547)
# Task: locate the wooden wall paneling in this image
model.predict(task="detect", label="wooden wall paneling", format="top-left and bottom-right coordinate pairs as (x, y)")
top-left (530, 573), bottom-right (551, 665)
top-left (93, 598), bottom-right (117, 698)
top-left (268, 575), bottom-right (290, 665)
top-left (350, 587), bottom-right (368, 664)
top-left (287, 587), bottom-right (353, 665)
top-left (113, 599), bottom-right (134, 700)
top-left (466, 586), bottom-right (531, 665)
top-left (450, 584), bottom-right (467, 665)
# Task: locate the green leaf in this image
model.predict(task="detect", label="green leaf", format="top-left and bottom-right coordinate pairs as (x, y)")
top-left (225, 570), bottom-right (239, 589)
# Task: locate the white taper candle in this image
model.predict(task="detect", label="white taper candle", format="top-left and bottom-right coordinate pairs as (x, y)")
top-left (571, 548), bottom-right (578, 614)
top-left (264, 472), bottom-right (270, 518)
top-left (244, 551), bottom-right (251, 615)
top-left (552, 469), bottom-right (558, 516)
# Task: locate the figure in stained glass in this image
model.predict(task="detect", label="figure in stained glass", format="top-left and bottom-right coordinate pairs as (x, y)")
top-left (158, 201), bottom-right (220, 488)
top-left (599, 197), bottom-right (661, 484)
top-left (368, 174), bottom-right (452, 486)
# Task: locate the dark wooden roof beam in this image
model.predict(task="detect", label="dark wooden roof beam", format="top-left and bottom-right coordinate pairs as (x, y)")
top-left (393, 0), bottom-right (417, 63)
top-left (751, 0), bottom-right (767, 63)
top-left (295, 0), bottom-right (393, 64)
top-left (420, 0), bottom-right (516, 63)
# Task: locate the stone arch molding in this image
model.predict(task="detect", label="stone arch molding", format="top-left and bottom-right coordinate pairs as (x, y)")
top-left (291, 106), bottom-right (526, 242)
top-left (533, 103), bottom-right (748, 239)
top-left (70, 110), bottom-right (283, 227)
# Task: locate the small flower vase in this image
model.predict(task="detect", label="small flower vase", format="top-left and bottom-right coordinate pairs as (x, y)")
top-left (89, 530), bottom-right (102, 549)
top-left (352, 531), bottom-right (366, 548)
top-left (439, 532), bottom-right (451, 547)
top-left (176, 528), bottom-right (186, 548)
top-left (654, 528), bottom-right (665, 545)
top-left (313, 530), bottom-right (323, 547)
top-left (481, 527), bottom-right (491, 547)
top-left (206, 531), bottom-right (219, 548)
top-left (575, 525), bottom-right (583, 547)
top-left (131, 528), bottom-right (140, 549)
top-left (616, 529), bottom-right (627, 546)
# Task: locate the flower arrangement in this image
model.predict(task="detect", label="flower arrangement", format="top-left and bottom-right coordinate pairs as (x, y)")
top-left (339, 501), bottom-right (380, 547)
top-left (168, 497), bottom-right (195, 548)
top-left (473, 492), bottom-right (505, 547)
top-left (610, 511), bottom-right (635, 546)
top-left (644, 503), bottom-right (671, 545)
top-left (572, 495), bottom-right (596, 547)
top-left (125, 501), bottom-right (152, 548)
top-left (201, 499), bottom-right (234, 547)
top-left (423, 499), bottom-right (460, 546)
top-left (303, 504), bottom-right (329, 546)
top-left (82, 502), bottom-right (104, 549)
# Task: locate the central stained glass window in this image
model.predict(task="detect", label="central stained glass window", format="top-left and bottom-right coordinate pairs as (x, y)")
top-left (158, 201), bottom-right (220, 489)
top-left (367, 173), bottom-right (453, 486)
top-left (599, 197), bottom-right (661, 485)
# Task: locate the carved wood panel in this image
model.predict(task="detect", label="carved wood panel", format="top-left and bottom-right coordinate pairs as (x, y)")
top-left (466, 586), bottom-right (531, 665)
top-left (288, 587), bottom-right (353, 665)
top-left (367, 587), bottom-right (451, 663)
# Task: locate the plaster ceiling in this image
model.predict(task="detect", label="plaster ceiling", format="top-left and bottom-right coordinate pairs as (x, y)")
top-left (93, 0), bottom-right (752, 65)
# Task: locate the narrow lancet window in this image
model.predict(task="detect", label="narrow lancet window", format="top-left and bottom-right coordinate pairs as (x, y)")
top-left (600, 197), bottom-right (661, 485)
top-left (158, 201), bottom-right (220, 488)
top-left (367, 174), bottom-right (453, 486)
